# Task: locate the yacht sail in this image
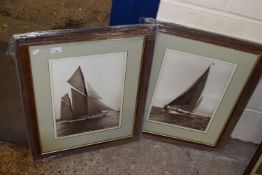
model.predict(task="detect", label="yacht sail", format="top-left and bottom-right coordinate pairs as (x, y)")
top-left (86, 81), bottom-right (102, 99)
top-left (71, 88), bottom-right (88, 117)
top-left (67, 66), bottom-right (87, 95)
top-left (59, 66), bottom-right (113, 121)
top-left (60, 94), bottom-right (73, 120)
top-left (87, 97), bottom-right (112, 115)
top-left (164, 65), bottom-right (211, 116)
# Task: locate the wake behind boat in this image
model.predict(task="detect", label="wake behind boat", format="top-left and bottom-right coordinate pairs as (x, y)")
top-left (56, 110), bottom-right (120, 137)
top-left (56, 110), bottom-right (119, 124)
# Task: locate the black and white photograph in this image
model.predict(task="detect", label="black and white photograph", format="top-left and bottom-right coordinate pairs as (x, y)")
top-left (49, 52), bottom-right (127, 138)
top-left (147, 49), bottom-right (237, 132)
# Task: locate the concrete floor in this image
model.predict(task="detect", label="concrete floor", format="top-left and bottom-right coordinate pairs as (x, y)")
top-left (0, 138), bottom-right (257, 175)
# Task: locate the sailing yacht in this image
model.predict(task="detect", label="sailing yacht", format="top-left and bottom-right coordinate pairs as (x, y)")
top-left (163, 64), bottom-right (212, 117)
top-left (58, 66), bottom-right (113, 123)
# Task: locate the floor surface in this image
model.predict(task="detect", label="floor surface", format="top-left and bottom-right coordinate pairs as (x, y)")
top-left (0, 138), bottom-right (257, 175)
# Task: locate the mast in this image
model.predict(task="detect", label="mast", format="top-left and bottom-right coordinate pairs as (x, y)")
top-left (166, 65), bottom-right (211, 113)
top-left (60, 93), bottom-right (73, 120)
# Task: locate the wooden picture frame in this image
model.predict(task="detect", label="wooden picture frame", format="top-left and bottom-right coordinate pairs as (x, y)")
top-left (244, 143), bottom-right (262, 175)
top-left (142, 20), bottom-right (262, 149)
top-left (14, 25), bottom-right (155, 160)
top-left (14, 20), bottom-right (262, 159)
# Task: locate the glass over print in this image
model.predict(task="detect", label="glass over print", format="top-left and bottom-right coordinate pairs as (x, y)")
top-left (147, 49), bottom-right (237, 132)
top-left (14, 25), bottom-right (148, 160)
top-left (142, 26), bottom-right (261, 147)
top-left (49, 53), bottom-right (127, 138)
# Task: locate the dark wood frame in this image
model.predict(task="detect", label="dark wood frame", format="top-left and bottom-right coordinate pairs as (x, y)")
top-left (14, 20), bottom-right (262, 159)
top-left (142, 19), bottom-right (262, 150)
top-left (14, 25), bottom-right (156, 160)
top-left (244, 143), bottom-right (262, 175)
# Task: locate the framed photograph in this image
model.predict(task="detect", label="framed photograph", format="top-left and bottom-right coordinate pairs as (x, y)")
top-left (142, 20), bottom-right (262, 148)
top-left (49, 53), bottom-right (126, 139)
top-left (14, 25), bottom-right (153, 160)
top-left (244, 143), bottom-right (262, 175)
